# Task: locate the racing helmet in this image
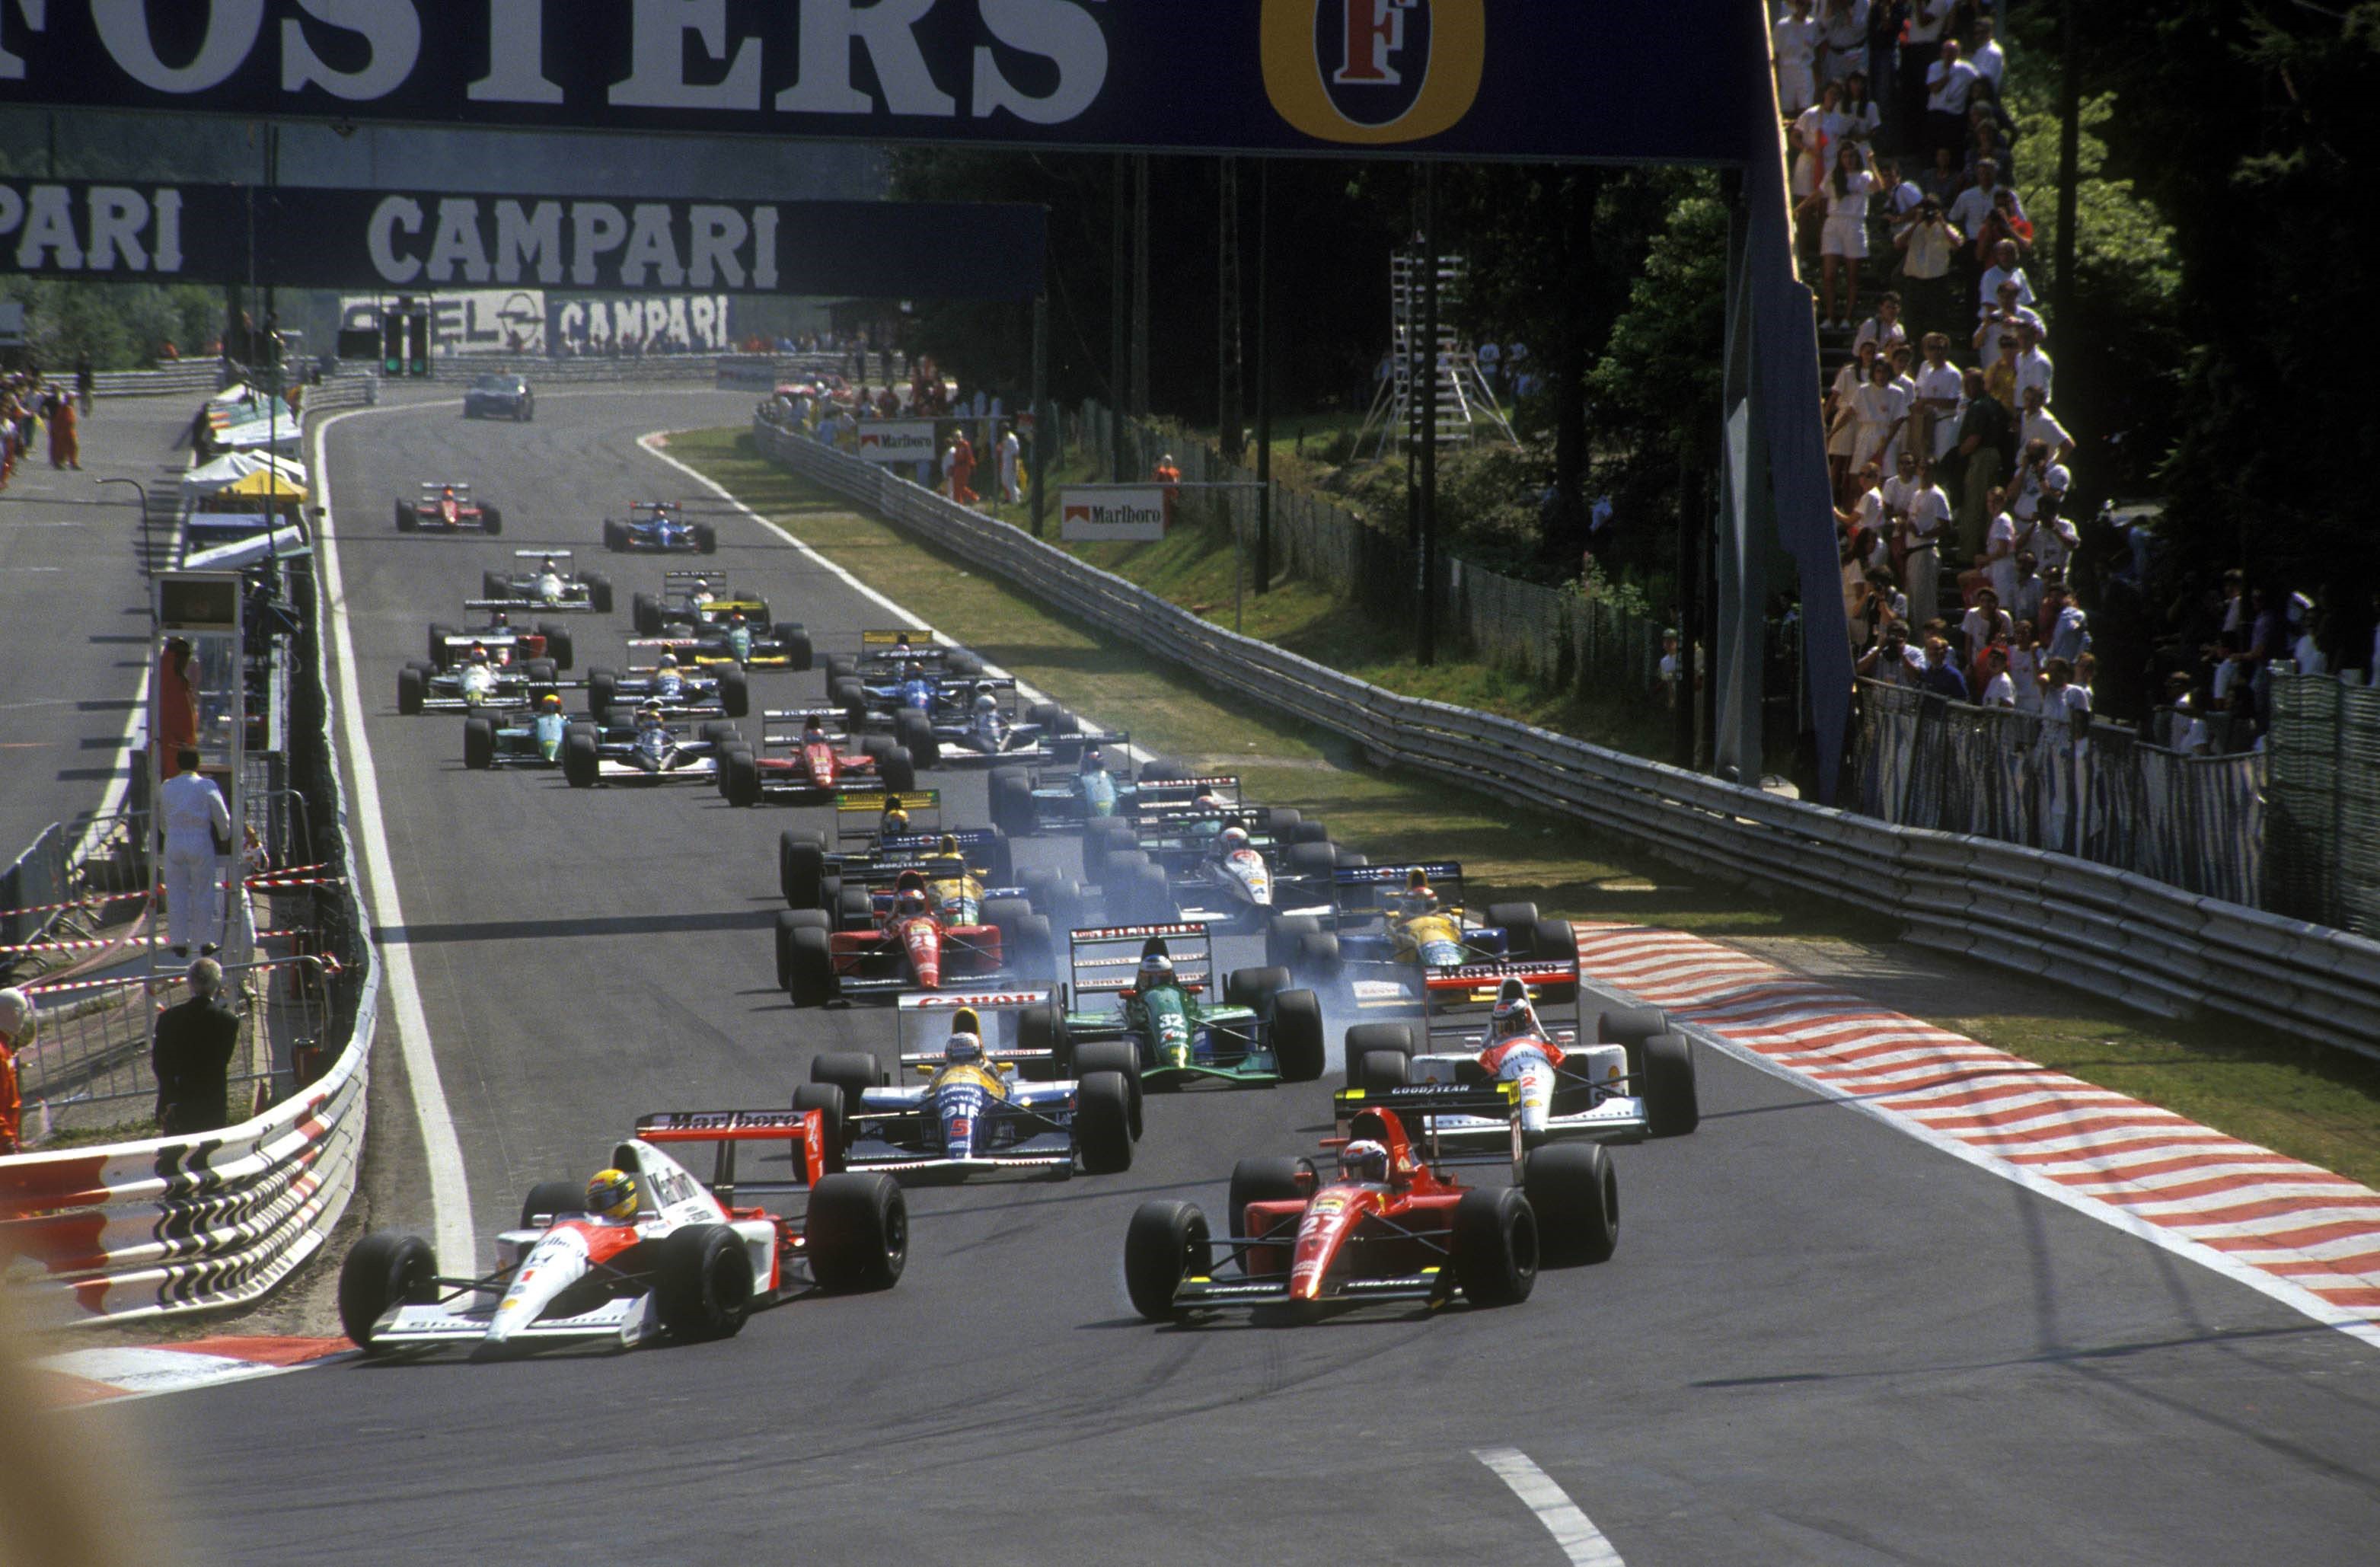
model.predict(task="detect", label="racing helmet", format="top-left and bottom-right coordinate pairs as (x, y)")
top-left (637, 702), bottom-right (665, 727)
top-left (943, 1017), bottom-right (984, 1066)
top-left (539, 556), bottom-right (557, 571)
top-left (1338, 1139), bottom-right (1389, 1186)
top-left (974, 691), bottom-right (998, 716)
top-left (895, 886), bottom-right (929, 919)
top-left (730, 611), bottom-right (747, 625)
top-left (1138, 949), bottom-right (1176, 987)
top-left (1396, 867), bottom-right (1437, 918)
top-left (1220, 825), bottom-right (1252, 854)
top-left (1490, 988), bottom-right (1539, 1042)
top-left (803, 713), bottom-right (827, 734)
top-left (657, 651), bottom-right (678, 669)
top-left (904, 661), bottom-right (926, 682)
top-left (539, 692), bottom-right (561, 710)
top-left (467, 643), bottom-right (490, 664)
top-left (585, 1167), bottom-right (639, 1221)
top-left (488, 607), bottom-right (510, 625)
top-left (882, 804), bottom-right (910, 834)
top-left (1080, 746), bottom-right (1105, 773)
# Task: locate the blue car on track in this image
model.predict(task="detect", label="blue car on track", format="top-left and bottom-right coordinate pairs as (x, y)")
top-left (602, 500), bottom-right (717, 556)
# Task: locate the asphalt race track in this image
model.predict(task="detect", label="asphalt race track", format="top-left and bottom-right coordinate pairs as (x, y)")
top-left (80, 390), bottom-right (2380, 1565)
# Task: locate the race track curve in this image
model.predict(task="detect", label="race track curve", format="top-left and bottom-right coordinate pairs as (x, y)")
top-left (76, 389), bottom-right (2380, 1566)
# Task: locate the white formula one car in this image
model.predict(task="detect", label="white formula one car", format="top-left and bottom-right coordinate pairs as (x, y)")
top-left (337, 1106), bottom-right (905, 1355)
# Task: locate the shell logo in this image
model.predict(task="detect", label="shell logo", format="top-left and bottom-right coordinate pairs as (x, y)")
top-left (1261, 0), bottom-right (1485, 145)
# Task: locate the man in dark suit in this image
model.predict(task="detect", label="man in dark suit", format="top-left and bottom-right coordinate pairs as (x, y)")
top-left (153, 959), bottom-right (241, 1135)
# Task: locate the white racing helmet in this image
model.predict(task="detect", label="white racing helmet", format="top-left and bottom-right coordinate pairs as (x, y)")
top-left (1338, 1139), bottom-right (1389, 1185)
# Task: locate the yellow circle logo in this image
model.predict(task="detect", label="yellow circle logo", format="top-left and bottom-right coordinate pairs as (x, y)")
top-left (1262, 0), bottom-right (1486, 145)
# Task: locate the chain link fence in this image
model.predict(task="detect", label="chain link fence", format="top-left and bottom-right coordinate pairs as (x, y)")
top-left (2267, 672), bottom-right (2380, 938)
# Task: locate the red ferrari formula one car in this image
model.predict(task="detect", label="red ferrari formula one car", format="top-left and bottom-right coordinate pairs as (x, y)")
top-left (719, 708), bottom-right (917, 807)
top-left (397, 481), bottom-right (502, 534)
top-left (1121, 1080), bottom-right (1619, 1322)
top-left (780, 847), bottom-right (1052, 1007)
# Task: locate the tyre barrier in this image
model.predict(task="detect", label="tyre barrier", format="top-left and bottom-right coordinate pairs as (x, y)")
top-left (750, 417), bottom-right (2380, 1061)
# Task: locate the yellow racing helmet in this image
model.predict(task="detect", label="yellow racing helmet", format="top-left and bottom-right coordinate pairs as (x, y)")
top-left (585, 1167), bottom-right (639, 1221)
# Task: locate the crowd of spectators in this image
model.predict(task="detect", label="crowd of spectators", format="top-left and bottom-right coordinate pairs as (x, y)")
top-left (1775, 2), bottom-right (2355, 756)
top-left (0, 365), bottom-right (90, 488)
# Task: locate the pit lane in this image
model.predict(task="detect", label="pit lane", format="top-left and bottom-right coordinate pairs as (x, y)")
top-left (74, 389), bottom-right (2380, 1565)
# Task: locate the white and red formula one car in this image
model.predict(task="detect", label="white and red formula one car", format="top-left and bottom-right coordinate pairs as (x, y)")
top-left (337, 1105), bottom-right (905, 1356)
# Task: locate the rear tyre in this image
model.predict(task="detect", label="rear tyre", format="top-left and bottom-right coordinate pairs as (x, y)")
top-left (480, 506), bottom-right (503, 537)
top-left (1265, 914), bottom-right (1320, 971)
top-left (563, 731), bottom-right (599, 788)
top-left (805, 1173), bottom-right (908, 1291)
top-left (586, 575), bottom-right (613, 614)
top-left (1268, 990), bottom-right (1326, 1083)
top-left (779, 626), bottom-right (813, 672)
top-left (719, 667), bottom-right (749, 718)
top-left (587, 668), bottom-right (618, 724)
top-left (1452, 1187), bottom-right (1539, 1307)
top-left (787, 927), bottom-right (837, 1005)
top-left (1139, 760), bottom-right (1185, 783)
top-left (1227, 1157), bottom-right (1310, 1275)
top-left (946, 651), bottom-right (984, 678)
top-left (632, 592), bottom-right (660, 638)
top-left (776, 909), bottom-right (831, 991)
top-left (1641, 1032), bottom-right (1700, 1138)
top-left (1075, 1071), bottom-right (1134, 1175)
top-left (1018, 1000), bottom-right (1070, 1077)
top-left (694, 523), bottom-right (719, 554)
top-left (837, 886), bottom-right (873, 927)
top-left (518, 1182), bottom-right (584, 1230)
top-left (1127, 860), bottom-right (1174, 924)
top-left (655, 1224), bottom-right (754, 1342)
top-left (395, 500), bottom-right (416, 532)
top-left (1073, 1041), bottom-right (1142, 1138)
top-left (604, 519), bottom-right (627, 553)
top-left (338, 1233), bottom-right (437, 1352)
top-left (1353, 1048), bottom-right (1409, 1092)
top-left (481, 569), bottom-right (506, 602)
top-left (724, 748), bottom-right (761, 807)
top-left (1123, 1201), bottom-right (1210, 1321)
top-left (1345, 1022), bottom-right (1417, 1064)
top-left (879, 745), bottom-right (917, 795)
top-left (1294, 931), bottom-right (1342, 984)
top-left (1485, 901), bottom-right (1541, 935)
top-left (396, 665), bottom-right (426, 715)
top-left (790, 1082), bottom-right (847, 1175)
top-left (1597, 1007), bottom-right (1670, 1077)
top-left (991, 768), bottom-right (1032, 836)
top-left (524, 658), bottom-right (557, 685)
top-left (1527, 1144), bottom-right (1618, 1266)
top-left (809, 1052), bottom-right (879, 1115)
top-left (462, 717), bottom-right (494, 771)
top-left (540, 625), bottom-right (575, 670)
top-left (823, 654), bottom-right (854, 687)
top-left (1267, 808), bottom-right (1303, 838)
top-left (894, 708), bottom-right (937, 769)
top-left (1283, 841), bottom-right (1335, 876)
top-left (1224, 965), bottom-right (1290, 1011)
top-left (1289, 819), bottom-right (1330, 845)
top-left (427, 624), bottom-right (457, 666)
top-left (780, 830), bottom-right (827, 907)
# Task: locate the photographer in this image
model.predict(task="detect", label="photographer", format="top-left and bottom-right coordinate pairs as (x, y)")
top-left (1895, 202), bottom-right (1964, 343)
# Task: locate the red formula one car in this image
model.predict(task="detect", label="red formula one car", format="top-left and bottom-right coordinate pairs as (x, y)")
top-left (719, 708), bottom-right (917, 807)
top-left (397, 481), bottom-right (502, 534)
top-left (1121, 1082), bottom-right (1619, 1323)
top-left (780, 851), bottom-right (1051, 1007)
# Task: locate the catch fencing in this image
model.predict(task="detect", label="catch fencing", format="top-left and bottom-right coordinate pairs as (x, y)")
top-left (753, 414), bottom-right (2380, 1061)
top-left (2267, 672), bottom-right (2380, 940)
top-left (1084, 403), bottom-right (1668, 705)
top-left (0, 430), bottom-right (375, 1326)
top-left (1852, 681), bottom-right (2265, 906)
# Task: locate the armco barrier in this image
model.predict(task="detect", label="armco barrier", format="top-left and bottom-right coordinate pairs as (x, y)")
top-left (91, 361), bottom-right (228, 398)
top-left (0, 419), bottom-right (378, 1326)
top-left (752, 417), bottom-right (2380, 1060)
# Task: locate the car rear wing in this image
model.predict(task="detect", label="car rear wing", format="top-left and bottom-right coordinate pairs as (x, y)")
top-left (1131, 804), bottom-right (1278, 852)
top-left (1130, 775), bottom-right (1242, 806)
top-left (894, 988), bottom-right (1056, 1058)
top-left (417, 481), bottom-right (471, 493)
top-left (861, 628), bottom-right (943, 648)
top-left (1067, 921), bottom-right (1214, 998)
top-left (461, 598), bottom-right (582, 613)
top-left (835, 787), bottom-right (940, 812)
top-left (633, 1108), bottom-right (835, 1192)
top-left (515, 550), bottom-right (573, 562)
top-left (1418, 956), bottom-right (1584, 1046)
top-left (1331, 1081), bottom-right (1526, 1179)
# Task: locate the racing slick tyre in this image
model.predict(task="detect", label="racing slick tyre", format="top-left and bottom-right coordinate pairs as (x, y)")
top-left (1227, 1157), bottom-right (1312, 1268)
top-left (1486, 902), bottom-right (1540, 935)
top-left (787, 927), bottom-right (838, 1006)
top-left (1124, 1201), bottom-right (1211, 1321)
top-left (879, 745), bottom-right (917, 795)
top-left (427, 624), bottom-right (457, 665)
top-left (525, 658), bottom-right (558, 686)
top-left (338, 1233), bottom-right (437, 1352)
top-left (1076, 1071), bottom-right (1136, 1175)
top-left (1018, 1000), bottom-right (1070, 1078)
top-left (563, 730), bottom-right (601, 788)
top-left (1353, 1049), bottom-right (1409, 1092)
top-left (397, 663), bottom-right (427, 716)
top-left (838, 886), bottom-right (873, 927)
top-left (1125, 860), bottom-right (1175, 924)
top-left (780, 830), bottom-right (828, 907)
top-left (1282, 841), bottom-right (1336, 876)
top-left (1332, 849), bottom-right (1368, 870)
top-left (823, 655), bottom-right (855, 687)
top-left (1017, 866), bottom-right (1070, 927)
top-left (694, 522), bottom-right (719, 555)
top-left (859, 733), bottom-right (893, 764)
top-left (481, 506), bottom-right (503, 536)
top-left (1597, 1007), bottom-right (1670, 1077)
top-left (1526, 1144), bottom-right (1618, 1266)
top-left (991, 768), bottom-right (1032, 836)
top-left (586, 574), bottom-right (613, 614)
top-left (1072, 1042), bottom-right (1142, 1138)
top-left (1225, 965), bottom-right (1292, 1011)
top-left (632, 592), bottom-right (661, 637)
top-left (985, 893), bottom-right (1031, 945)
top-left (946, 650), bottom-right (984, 678)
top-left (1026, 701), bottom-right (1064, 732)
top-left (463, 717), bottom-right (496, 771)
top-left (481, 569), bottom-right (506, 601)
top-left (806, 1172), bottom-right (908, 1292)
top-left (518, 1182), bottom-right (585, 1230)
top-left (975, 826), bottom-right (1014, 885)
top-left (1139, 759), bottom-right (1185, 783)
top-left (1296, 931), bottom-right (1343, 985)
top-left (1268, 989), bottom-right (1326, 1083)
top-left (1016, 913), bottom-right (1055, 981)
top-left (538, 624), bottom-right (574, 670)
top-left (837, 684), bottom-right (869, 732)
top-left (656, 1224), bottom-right (755, 1342)
top-left (810, 1051), bottom-right (880, 1115)
top-left (1452, 1186), bottom-right (1539, 1307)
top-left (1527, 918), bottom-right (1580, 1001)
top-left (777, 624), bottom-right (813, 671)
top-left (719, 666), bottom-right (750, 718)
top-left (1290, 820), bottom-right (1332, 845)
top-left (1346, 1022), bottom-right (1417, 1067)
top-left (1084, 818), bottom-right (1136, 868)
top-left (893, 708), bottom-right (937, 769)
top-left (699, 721), bottom-right (739, 748)
top-left (395, 499), bottom-right (416, 532)
top-left (587, 668), bottom-right (619, 723)
top-left (777, 908), bottom-right (831, 991)
top-left (1641, 1032), bottom-right (1700, 1138)
top-left (1265, 914), bottom-right (1321, 972)
top-left (604, 519), bottom-right (627, 553)
top-left (790, 1083), bottom-right (849, 1172)
top-left (1266, 807), bottom-right (1303, 837)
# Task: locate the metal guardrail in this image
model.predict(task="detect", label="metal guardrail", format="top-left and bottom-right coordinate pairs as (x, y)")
top-left (90, 361), bottom-right (228, 397)
top-left (751, 416), bottom-right (2380, 1061)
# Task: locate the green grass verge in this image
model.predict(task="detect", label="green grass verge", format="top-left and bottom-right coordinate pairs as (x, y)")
top-left (669, 425), bottom-right (2380, 1187)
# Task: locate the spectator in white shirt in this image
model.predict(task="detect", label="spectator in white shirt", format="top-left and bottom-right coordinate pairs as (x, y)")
top-left (1899, 0), bottom-right (1951, 145)
top-left (2005, 550), bottom-right (2045, 627)
top-left (1947, 159), bottom-right (2023, 241)
top-left (1887, 343), bottom-right (1922, 467)
top-left (1894, 198), bottom-right (1964, 329)
top-left (1973, 282), bottom-right (2048, 353)
top-left (2163, 675), bottom-right (2211, 755)
top-left (1981, 495), bottom-right (2021, 604)
top-left (1854, 292), bottom-right (1907, 357)
top-left (1774, 0), bottom-right (1820, 116)
top-left (2043, 585), bottom-right (2091, 664)
top-left (1800, 140), bottom-right (1881, 328)
top-left (1820, 0), bottom-right (1871, 89)
top-left (2012, 321), bottom-right (2055, 405)
top-left (1979, 644), bottom-right (2018, 707)
top-left (1876, 156), bottom-right (1923, 216)
top-left (1925, 40), bottom-right (1981, 157)
top-left (1849, 353), bottom-right (1909, 476)
top-left (1980, 239), bottom-right (2036, 308)
top-left (2006, 621), bottom-right (2043, 713)
top-left (1858, 623), bottom-right (1928, 685)
top-left (2037, 656), bottom-right (2093, 743)
top-left (1913, 332), bottom-right (1964, 463)
top-left (1838, 71), bottom-right (1882, 145)
top-left (1905, 459), bottom-right (1954, 619)
top-left (2019, 385), bottom-right (2074, 464)
top-left (1790, 81), bottom-right (1842, 205)
top-left (1826, 338), bottom-right (1879, 503)
top-left (1962, 586), bottom-right (2015, 658)
top-left (1969, 17), bottom-right (2007, 91)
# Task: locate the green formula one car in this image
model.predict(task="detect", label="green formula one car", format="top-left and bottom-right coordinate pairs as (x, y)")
top-left (1020, 924), bottom-right (1325, 1090)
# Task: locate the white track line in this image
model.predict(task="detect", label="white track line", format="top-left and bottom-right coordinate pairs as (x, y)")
top-left (637, 430), bottom-right (1155, 768)
top-left (312, 403), bottom-right (475, 1272)
top-left (1473, 1447), bottom-right (1626, 1566)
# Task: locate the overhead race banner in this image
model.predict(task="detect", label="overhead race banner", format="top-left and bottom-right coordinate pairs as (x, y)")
top-left (1061, 485), bottom-right (1168, 544)
top-left (0, 3), bottom-right (1768, 166)
top-left (854, 421), bottom-right (939, 466)
top-left (0, 179), bottom-right (1046, 300)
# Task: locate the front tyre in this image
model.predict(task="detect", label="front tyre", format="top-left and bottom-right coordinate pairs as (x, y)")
top-left (1525, 1143), bottom-right (1618, 1265)
top-left (1124, 1201), bottom-right (1210, 1321)
top-left (1075, 1071), bottom-right (1135, 1175)
top-left (1452, 1186), bottom-right (1538, 1307)
top-left (338, 1233), bottom-right (436, 1351)
top-left (655, 1224), bottom-right (754, 1342)
top-left (805, 1173), bottom-right (908, 1291)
